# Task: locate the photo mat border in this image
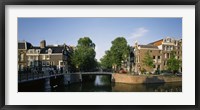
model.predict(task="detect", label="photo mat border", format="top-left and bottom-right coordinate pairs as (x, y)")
top-left (0, 0), bottom-right (199, 110)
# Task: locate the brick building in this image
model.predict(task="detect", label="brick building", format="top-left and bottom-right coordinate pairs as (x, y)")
top-left (133, 37), bottom-right (182, 74)
top-left (18, 41), bottom-right (32, 71)
top-left (19, 40), bottom-right (73, 73)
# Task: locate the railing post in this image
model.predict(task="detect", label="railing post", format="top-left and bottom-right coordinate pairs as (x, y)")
top-left (44, 77), bottom-right (51, 92)
top-left (19, 72), bottom-right (21, 82)
top-left (26, 72), bottom-right (28, 80)
top-left (79, 73), bottom-right (82, 82)
top-left (63, 74), bottom-right (70, 86)
top-left (33, 71), bottom-right (34, 80)
top-left (37, 72), bottom-right (39, 79)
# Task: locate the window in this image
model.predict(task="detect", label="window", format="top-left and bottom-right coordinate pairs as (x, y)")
top-left (29, 50), bottom-right (33, 54)
top-left (51, 62), bottom-right (54, 66)
top-left (21, 65), bottom-right (24, 71)
top-left (48, 48), bottom-right (52, 54)
top-left (46, 55), bottom-right (50, 59)
top-left (35, 62), bottom-right (38, 66)
top-left (157, 65), bottom-right (160, 69)
top-left (46, 62), bottom-right (50, 66)
top-left (42, 61), bottom-right (46, 66)
top-left (37, 50), bottom-right (40, 53)
top-left (167, 46), bottom-right (169, 50)
top-left (167, 53), bottom-right (170, 58)
top-left (171, 46), bottom-right (173, 50)
top-left (158, 56), bottom-right (160, 59)
top-left (153, 65), bottom-right (156, 68)
top-left (153, 56), bottom-right (156, 59)
top-left (20, 54), bottom-right (24, 61)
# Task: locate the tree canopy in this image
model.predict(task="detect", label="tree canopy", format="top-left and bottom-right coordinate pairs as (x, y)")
top-left (72, 37), bottom-right (97, 72)
top-left (167, 51), bottom-right (182, 73)
top-left (100, 37), bottom-right (129, 71)
top-left (142, 50), bottom-right (154, 69)
top-left (100, 50), bottom-right (113, 70)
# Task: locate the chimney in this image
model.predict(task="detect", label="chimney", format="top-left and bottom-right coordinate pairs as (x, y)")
top-left (40, 40), bottom-right (46, 48)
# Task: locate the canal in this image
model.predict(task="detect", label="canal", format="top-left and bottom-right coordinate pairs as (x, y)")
top-left (19, 75), bottom-right (182, 92)
top-left (54, 75), bottom-right (182, 92)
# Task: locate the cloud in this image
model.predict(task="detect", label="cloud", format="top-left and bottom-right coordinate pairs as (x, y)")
top-left (128, 27), bottom-right (149, 40)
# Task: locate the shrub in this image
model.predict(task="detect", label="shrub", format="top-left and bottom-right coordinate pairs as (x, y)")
top-left (141, 68), bottom-right (146, 74)
top-left (154, 70), bottom-right (160, 74)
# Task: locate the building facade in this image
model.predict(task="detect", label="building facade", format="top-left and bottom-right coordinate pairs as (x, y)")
top-left (133, 37), bottom-right (182, 74)
top-left (18, 40), bottom-right (73, 73)
top-left (18, 41), bottom-right (32, 71)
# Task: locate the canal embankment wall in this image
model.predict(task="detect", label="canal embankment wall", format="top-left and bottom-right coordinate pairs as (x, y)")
top-left (112, 73), bottom-right (182, 84)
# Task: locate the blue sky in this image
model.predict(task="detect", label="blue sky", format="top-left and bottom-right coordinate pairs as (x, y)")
top-left (18, 18), bottom-right (182, 61)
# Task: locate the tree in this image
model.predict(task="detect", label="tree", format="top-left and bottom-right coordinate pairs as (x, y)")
top-left (142, 50), bottom-right (154, 71)
top-left (71, 37), bottom-right (97, 72)
top-left (167, 51), bottom-right (181, 74)
top-left (109, 37), bottom-right (129, 71)
top-left (100, 50), bottom-right (113, 70)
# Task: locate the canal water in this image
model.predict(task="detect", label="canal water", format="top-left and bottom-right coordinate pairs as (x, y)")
top-left (51, 75), bottom-right (182, 92)
top-left (19, 75), bottom-right (182, 92)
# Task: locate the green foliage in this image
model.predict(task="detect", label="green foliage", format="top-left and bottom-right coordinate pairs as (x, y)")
top-left (167, 51), bottom-right (182, 73)
top-left (141, 68), bottom-right (147, 74)
top-left (71, 37), bottom-right (97, 72)
top-left (142, 50), bottom-right (154, 68)
top-left (100, 50), bottom-right (113, 69)
top-left (109, 37), bottom-right (129, 71)
top-left (154, 70), bottom-right (160, 74)
top-left (99, 37), bottom-right (130, 71)
top-left (77, 37), bottom-right (95, 49)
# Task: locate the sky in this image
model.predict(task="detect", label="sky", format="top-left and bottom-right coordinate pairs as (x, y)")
top-left (18, 18), bottom-right (182, 61)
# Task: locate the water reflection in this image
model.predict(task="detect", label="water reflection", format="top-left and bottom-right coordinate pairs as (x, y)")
top-left (112, 82), bottom-right (182, 92)
top-left (94, 75), bottom-right (104, 86)
top-left (54, 75), bottom-right (182, 92)
top-left (19, 75), bottom-right (182, 92)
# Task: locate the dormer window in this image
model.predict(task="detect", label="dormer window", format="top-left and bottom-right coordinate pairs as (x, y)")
top-left (36, 49), bottom-right (40, 53)
top-left (48, 48), bottom-right (52, 54)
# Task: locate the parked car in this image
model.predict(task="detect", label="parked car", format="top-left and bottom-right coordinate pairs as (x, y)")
top-left (160, 72), bottom-right (173, 76)
top-left (175, 72), bottom-right (182, 76)
top-left (119, 69), bottom-right (127, 73)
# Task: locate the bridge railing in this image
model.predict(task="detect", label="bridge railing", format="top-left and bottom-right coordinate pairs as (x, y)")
top-left (18, 71), bottom-right (64, 82)
top-left (18, 71), bottom-right (113, 82)
top-left (66, 72), bottom-right (113, 74)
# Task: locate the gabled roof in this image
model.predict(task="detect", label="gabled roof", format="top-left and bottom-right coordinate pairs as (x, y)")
top-left (148, 39), bottom-right (163, 46)
top-left (40, 46), bottom-right (65, 54)
top-left (18, 42), bottom-right (25, 49)
top-left (18, 41), bottom-right (32, 50)
top-left (139, 45), bottom-right (158, 49)
top-left (31, 46), bottom-right (41, 49)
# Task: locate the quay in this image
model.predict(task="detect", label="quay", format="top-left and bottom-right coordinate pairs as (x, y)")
top-left (112, 73), bottom-right (182, 84)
